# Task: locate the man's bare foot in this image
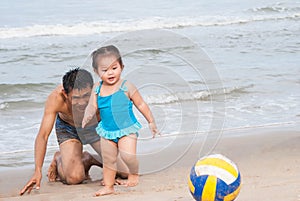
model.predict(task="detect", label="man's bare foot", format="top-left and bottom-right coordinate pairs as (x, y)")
top-left (116, 172), bottom-right (128, 179)
top-left (47, 151), bottom-right (60, 182)
top-left (82, 151), bottom-right (102, 180)
top-left (82, 151), bottom-right (103, 170)
top-left (94, 186), bottom-right (115, 196)
top-left (126, 174), bottom-right (139, 187)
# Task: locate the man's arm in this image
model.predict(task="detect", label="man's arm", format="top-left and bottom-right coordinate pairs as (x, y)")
top-left (20, 93), bottom-right (58, 195)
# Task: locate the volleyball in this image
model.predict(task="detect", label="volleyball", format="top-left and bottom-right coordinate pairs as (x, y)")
top-left (188, 154), bottom-right (241, 201)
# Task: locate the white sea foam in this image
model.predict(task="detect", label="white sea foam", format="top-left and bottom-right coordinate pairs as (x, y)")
top-left (144, 84), bottom-right (253, 105)
top-left (0, 14), bottom-right (298, 39)
top-left (0, 102), bottom-right (8, 110)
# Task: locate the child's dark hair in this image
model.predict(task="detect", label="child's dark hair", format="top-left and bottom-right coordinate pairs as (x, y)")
top-left (91, 45), bottom-right (123, 70)
top-left (63, 68), bottom-right (94, 94)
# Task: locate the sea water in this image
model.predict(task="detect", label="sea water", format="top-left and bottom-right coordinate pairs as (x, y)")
top-left (0, 0), bottom-right (299, 169)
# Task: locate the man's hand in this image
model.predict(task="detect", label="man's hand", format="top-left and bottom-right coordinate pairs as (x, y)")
top-left (19, 171), bottom-right (42, 196)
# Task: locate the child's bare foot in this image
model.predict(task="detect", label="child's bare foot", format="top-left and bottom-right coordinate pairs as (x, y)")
top-left (94, 186), bottom-right (115, 196)
top-left (47, 152), bottom-right (60, 182)
top-left (100, 179), bottom-right (125, 186)
top-left (126, 174), bottom-right (139, 187)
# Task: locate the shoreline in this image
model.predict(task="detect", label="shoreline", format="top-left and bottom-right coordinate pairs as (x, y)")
top-left (1, 121), bottom-right (298, 172)
top-left (1, 128), bottom-right (299, 200)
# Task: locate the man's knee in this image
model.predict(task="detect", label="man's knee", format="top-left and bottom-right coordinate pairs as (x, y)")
top-left (63, 163), bottom-right (86, 184)
top-left (64, 169), bottom-right (85, 185)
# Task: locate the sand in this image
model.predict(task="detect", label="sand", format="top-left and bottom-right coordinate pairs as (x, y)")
top-left (1, 128), bottom-right (299, 201)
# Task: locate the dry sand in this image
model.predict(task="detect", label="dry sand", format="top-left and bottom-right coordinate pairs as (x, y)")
top-left (1, 129), bottom-right (299, 201)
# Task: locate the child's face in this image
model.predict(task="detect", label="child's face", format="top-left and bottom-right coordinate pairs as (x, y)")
top-left (95, 55), bottom-right (122, 85)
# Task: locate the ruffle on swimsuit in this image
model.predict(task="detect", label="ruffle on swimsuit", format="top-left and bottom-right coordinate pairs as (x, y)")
top-left (95, 80), bottom-right (142, 140)
top-left (96, 121), bottom-right (141, 140)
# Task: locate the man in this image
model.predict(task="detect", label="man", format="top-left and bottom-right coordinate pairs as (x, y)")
top-left (20, 68), bottom-right (103, 195)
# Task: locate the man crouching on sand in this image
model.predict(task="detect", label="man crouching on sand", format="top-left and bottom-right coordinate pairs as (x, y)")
top-left (20, 68), bottom-right (125, 195)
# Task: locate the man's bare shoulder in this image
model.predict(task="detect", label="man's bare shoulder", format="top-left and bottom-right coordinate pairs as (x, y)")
top-left (45, 85), bottom-right (66, 110)
top-left (48, 85), bottom-right (64, 100)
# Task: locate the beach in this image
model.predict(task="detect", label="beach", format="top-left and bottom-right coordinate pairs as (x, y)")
top-left (1, 128), bottom-right (299, 201)
top-left (0, 0), bottom-right (299, 200)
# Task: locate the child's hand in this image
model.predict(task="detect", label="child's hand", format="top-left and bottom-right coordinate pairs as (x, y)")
top-left (82, 115), bottom-right (92, 128)
top-left (149, 122), bottom-right (159, 138)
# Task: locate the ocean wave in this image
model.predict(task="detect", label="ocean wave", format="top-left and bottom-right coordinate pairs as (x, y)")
top-left (0, 83), bottom-right (56, 110)
top-left (249, 2), bottom-right (300, 13)
top-left (0, 14), bottom-right (299, 39)
top-left (0, 100), bottom-right (45, 110)
top-left (0, 83), bottom-right (56, 93)
top-left (0, 83), bottom-right (253, 110)
top-left (145, 84), bottom-right (253, 105)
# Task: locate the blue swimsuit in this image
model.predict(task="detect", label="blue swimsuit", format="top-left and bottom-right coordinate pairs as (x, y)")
top-left (95, 80), bottom-right (142, 142)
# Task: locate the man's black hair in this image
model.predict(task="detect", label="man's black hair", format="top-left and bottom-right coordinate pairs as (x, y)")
top-left (62, 68), bottom-right (94, 94)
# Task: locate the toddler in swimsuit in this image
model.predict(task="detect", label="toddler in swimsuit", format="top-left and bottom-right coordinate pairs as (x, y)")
top-left (82, 45), bottom-right (158, 196)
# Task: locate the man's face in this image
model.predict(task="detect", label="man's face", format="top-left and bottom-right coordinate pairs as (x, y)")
top-left (67, 86), bottom-right (92, 114)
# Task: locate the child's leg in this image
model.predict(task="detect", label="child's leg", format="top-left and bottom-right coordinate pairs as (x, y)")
top-left (94, 137), bottom-right (118, 196)
top-left (118, 134), bottom-right (139, 187)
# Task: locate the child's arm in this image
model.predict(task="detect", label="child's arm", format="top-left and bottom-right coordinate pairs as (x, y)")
top-left (82, 84), bottom-right (98, 128)
top-left (127, 82), bottom-right (158, 137)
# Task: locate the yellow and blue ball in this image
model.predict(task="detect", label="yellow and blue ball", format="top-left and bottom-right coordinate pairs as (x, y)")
top-left (188, 154), bottom-right (241, 201)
